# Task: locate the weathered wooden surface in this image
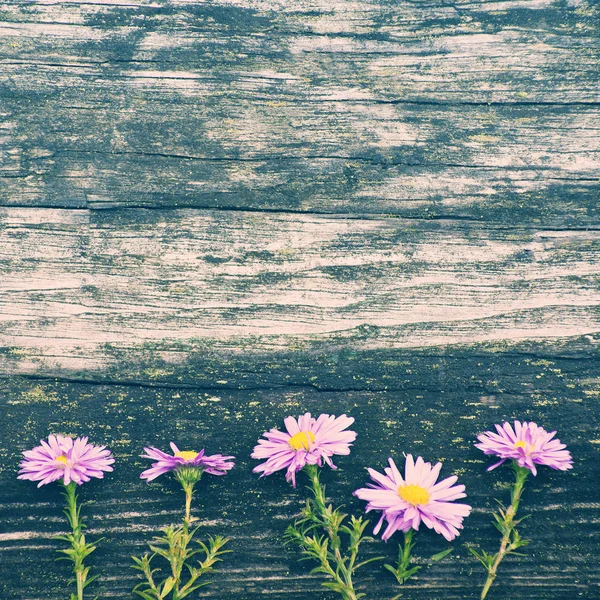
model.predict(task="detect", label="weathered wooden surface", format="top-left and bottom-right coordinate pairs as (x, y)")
top-left (1, 208), bottom-right (600, 381)
top-left (1, 351), bottom-right (599, 599)
top-left (1, 0), bottom-right (599, 599)
top-left (1, 0), bottom-right (599, 224)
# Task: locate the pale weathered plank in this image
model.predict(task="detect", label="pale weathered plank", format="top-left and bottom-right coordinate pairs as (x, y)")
top-left (0, 207), bottom-right (599, 382)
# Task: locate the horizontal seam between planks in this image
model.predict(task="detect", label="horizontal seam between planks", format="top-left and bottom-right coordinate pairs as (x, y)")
top-left (2, 204), bottom-right (600, 229)
top-left (0, 372), bottom-right (567, 394)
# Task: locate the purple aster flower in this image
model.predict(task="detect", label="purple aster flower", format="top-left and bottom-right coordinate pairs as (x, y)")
top-left (18, 434), bottom-right (114, 487)
top-left (354, 455), bottom-right (472, 542)
top-left (140, 442), bottom-right (235, 481)
top-left (475, 420), bottom-right (573, 476)
top-left (251, 412), bottom-right (356, 487)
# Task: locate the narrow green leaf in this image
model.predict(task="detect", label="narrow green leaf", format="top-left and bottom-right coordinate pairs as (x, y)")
top-left (430, 548), bottom-right (453, 562)
top-left (178, 582), bottom-right (210, 599)
top-left (82, 574), bottom-right (99, 589)
top-left (353, 556), bottom-right (385, 570)
top-left (159, 577), bottom-right (176, 599)
top-left (403, 566), bottom-right (421, 578)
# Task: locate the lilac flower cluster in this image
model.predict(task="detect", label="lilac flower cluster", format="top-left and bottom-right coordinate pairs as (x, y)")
top-left (475, 420), bottom-right (573, 476)
top-left (18, 418), bottom-right (572, 544)
top-left (19, 418), bottom-right (572, 538)
top-left (354, 455), bottom-right (471, 542)
top-left (251, 415), bottom-right (573, 543)
top-left (251, 412), bottom-right (356, 486)
top-left (140, 442), bottom-right (235, 481)
top-left (18, 436), bottom-right (235, 488)
top-left (18, 435), bottom-right (114, 487)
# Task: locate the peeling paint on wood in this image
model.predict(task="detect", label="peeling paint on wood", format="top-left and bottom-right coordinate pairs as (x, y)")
top-left (0, 1), bottom-right (599, 222)
top-left (0, 208), bottom-right (599, 380)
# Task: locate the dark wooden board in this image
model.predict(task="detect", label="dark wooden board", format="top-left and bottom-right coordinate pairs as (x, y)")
top-left (1, 345), bottom-right (599, 600)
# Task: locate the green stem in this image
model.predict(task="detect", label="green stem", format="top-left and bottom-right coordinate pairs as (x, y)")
top-left (178, 474), bottom-right (198, 595)
top-left (183, 482), bottom-right (194, 527)
top-left (399, 530), bottom-right (414, 583)
top-left (174, 466), bottom-right (202, 528)
top-left (306, 465), bottom-right (326, 510)
top-left (133, 469), bottom-right (228, 600)
top-left (63, 482), bottom-right (85, 600)
top-left (305, 465), bottom-right (358, 600)
top-left (384, 528), bottom-right (420, 589)
top-left (480, 465), bottom-right (529, 600)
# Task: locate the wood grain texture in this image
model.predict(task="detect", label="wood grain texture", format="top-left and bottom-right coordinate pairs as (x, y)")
top-left (1, 1), bottom-right (599, 599)
top-left (0, 207), bottom-right (599, 382)
top-left (0, 0), bottom-right (599, 224)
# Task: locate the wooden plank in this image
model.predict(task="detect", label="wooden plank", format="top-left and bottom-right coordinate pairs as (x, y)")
top-left (0, 1), bottom-right (599, 222)
top-left (0, 207), bottom-right (599, 382)
top-left (0, 353), bottom-right (598, 599)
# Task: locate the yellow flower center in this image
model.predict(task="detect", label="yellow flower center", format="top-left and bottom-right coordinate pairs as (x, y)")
top-left (175, 451), bottom-right (198, 461)
top-left (56, 455), bottom-right (68, 466)
top-left (288, 431), bottom-right (315, 451)
top-left (514, 441), bottom-right (533, 453)
top-left (398, 484), bottom-right (430, 506)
